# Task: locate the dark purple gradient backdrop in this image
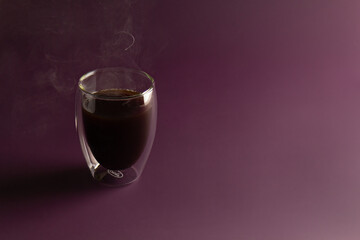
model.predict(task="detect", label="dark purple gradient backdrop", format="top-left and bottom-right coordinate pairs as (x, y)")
top-left (2, 0), bottom-right (360, 239)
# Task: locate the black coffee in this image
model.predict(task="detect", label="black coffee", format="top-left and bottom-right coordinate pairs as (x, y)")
top-left (82, 89), bottom-right (151, 170)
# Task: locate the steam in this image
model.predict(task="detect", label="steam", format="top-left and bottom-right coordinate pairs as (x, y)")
top-left (35, 0), bottom-right (148, 97)
top-left (119, 31), bottom-right (135, 51)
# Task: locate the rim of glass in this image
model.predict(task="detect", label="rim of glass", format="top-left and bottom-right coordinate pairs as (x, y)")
top-left (78, 67), bottom-right (155, 100)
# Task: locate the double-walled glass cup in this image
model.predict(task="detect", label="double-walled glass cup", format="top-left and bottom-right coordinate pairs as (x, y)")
top-left (75, 67), bottom-right (157, 186)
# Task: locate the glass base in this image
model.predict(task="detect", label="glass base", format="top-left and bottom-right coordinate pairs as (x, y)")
top-left (90, 165), bottom-right (140, 186)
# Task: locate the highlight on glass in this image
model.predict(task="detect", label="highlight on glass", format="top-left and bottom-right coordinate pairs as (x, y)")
top-left (75, 67), bottom-right (157, 186)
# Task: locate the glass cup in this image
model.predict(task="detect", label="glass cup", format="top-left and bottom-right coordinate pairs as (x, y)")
top-left (75, 67), bottom-right (157, 186)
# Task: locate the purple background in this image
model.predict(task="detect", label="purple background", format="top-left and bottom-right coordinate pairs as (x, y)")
top-left (2, 0), bottom-right (360, 239)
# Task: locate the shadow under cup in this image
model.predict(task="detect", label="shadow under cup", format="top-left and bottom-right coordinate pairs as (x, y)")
top-left (75, 68), bottom-right (157, 186)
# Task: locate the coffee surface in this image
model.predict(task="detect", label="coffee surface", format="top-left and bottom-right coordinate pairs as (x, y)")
top-left (82, 88), bottom-right (151, 170)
